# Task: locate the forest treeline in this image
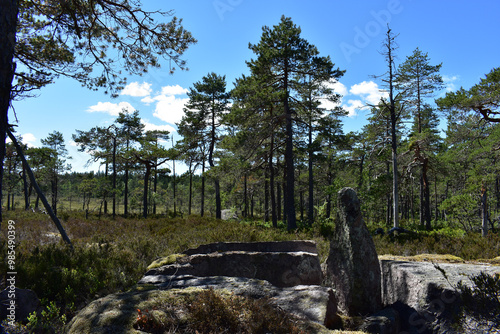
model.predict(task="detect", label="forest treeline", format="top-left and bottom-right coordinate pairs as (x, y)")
top-left (3, 17), bottom-right (500, 236)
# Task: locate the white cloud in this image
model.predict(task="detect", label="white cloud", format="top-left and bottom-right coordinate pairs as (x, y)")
top-left (349, 81), bottom-right (387, 105)
top-left (153, 95), bottom-right (189, 125)
top-left (160, 84), bottom-right (189, 96)
top-left (343, 99), bottom-right (366, 117)
top-left (141, 120), bottom-right (176, 134)
top-left (7, 133), bottom-right (37, 147)
top-left (87, 101), bottom-right (135, 116)
top-left (141, 96), bottom-right (156, 105)
top-left (121, 82), bottom-right (152, 97)
top-left (22, 133), bottom-right (37, 147)
top-left (327, 80), bottom-right (348, 96)
top-left (333, 80), bottom-right (388, 118)
top-left (143, 84), bottom-right (190, 125)
top-left (442, 75), bottom-right (459, 92)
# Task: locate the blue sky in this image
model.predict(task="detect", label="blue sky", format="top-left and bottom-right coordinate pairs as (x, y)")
top-left (9, 0), bottom-right (500, 173)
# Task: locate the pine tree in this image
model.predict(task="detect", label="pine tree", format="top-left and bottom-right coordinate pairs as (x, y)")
top-left (41, 131), bottom-right (71, 215)
top-left (179, 73), bottom-right (229, 219)
top-left (437, 67), bottom-right (500, 122)
top-left (229, 73), bottom-right (282, 226)
top-left (129, 130), bottom-right (170, 219)
top-left (296, 77), bottom-right (345, 225)
top-left (397, 48), bottom-right (444, 229)
top-left (247, 15), bottom-right (337, 230)
top-left (116, 110), bottom-right (144, 216)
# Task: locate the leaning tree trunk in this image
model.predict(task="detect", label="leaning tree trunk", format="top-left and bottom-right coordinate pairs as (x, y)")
top-left (7, 129), bottom-right (73, 248)
top-left (0, 0), bottom-right (19, 223)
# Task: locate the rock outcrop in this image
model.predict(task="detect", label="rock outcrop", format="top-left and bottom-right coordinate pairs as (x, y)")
top-left (325, 187), bottom-right (382, 316)
top-left (66, 240), bottom-right (341, 333)
top-left (138, 240), bottom-right (340, 328)
top-left (380, 259), bottom-right (500, 333)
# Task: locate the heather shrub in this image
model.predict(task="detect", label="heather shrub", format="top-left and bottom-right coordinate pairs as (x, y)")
top-left (134, 288), bottom-right (305, 334)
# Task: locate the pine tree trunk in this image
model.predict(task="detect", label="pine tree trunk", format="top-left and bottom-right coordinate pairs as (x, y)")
top-left (143, 164), bottom-right (151, 219)
top-left (308, 120), bottom-right (314, 226)
top-left (124, 139), bottom-right (130, 216)
top-left (112, 137), bottom-right (116, 218)
top-left (264, 165), bottom-right (269, 222)
top-left (244, 173), bottom-right (248, 218)
top-left (481, 184), bottom-right (488, 237)
top-left (124, 166), bottom-right (129, 217)
top-left (423, 168), bottom-right (431, 230)
top-left (419, 173), bottom-right (424, 227)
top-left (201, 160), bottom-right (205, 217)
top-left (172, 156), bottom-right (176, 216)
top-left (0, 0), bottom-right (18, 222)
top-left (277, 176), bottom-right (282, 221)
top-left (188, 161), bottom-right (193, 215)
top-left (283, 58), bottom-right (297, 230)
top-left (23, 166), bottom-right (29, 210)
top-left (269, 131), bottom-right (277, 227)
top-left (209, 99), bottom-right (221, 220)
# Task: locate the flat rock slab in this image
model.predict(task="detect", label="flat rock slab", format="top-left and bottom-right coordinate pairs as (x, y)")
top-left (183, 240), bottom-right (318, 255)
top-left (142, 250), bottom-right (322, 287)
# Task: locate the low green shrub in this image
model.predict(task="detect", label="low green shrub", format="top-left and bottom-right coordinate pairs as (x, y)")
top-left (26, 301), bottom-right (67, 333)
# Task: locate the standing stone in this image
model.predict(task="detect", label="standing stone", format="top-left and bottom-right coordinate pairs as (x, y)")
top-left (325, 187), bottom-right (381, 315)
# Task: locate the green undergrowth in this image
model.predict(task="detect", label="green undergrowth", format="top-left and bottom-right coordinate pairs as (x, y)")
top-left (0, 210), bottom-right (324, 327)
top-left (372, 228), bottom-right (500, 260)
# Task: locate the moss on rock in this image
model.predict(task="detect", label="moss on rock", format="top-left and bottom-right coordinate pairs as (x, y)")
top-left (146, 253), bottom-right (187, 270)
top-left (379, 253), bottom-right (465, 263)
